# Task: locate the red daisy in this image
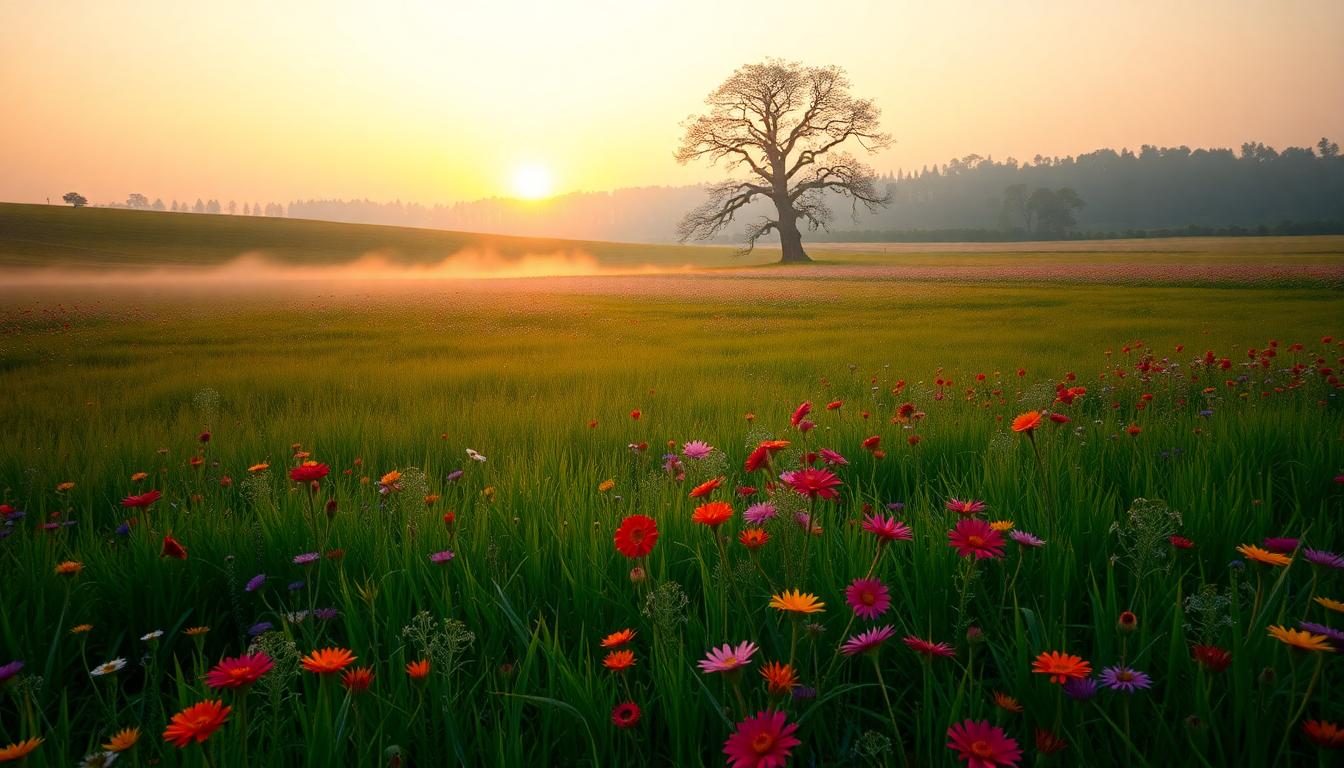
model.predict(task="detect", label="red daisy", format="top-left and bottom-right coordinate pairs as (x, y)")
top-left (946, 719), bottom-right (1022, 767)
top-left (790, 401), bottom-right (812, 426)
top-left (122, 490), bottom-right (162, 509)
top-left (782, 468), bottom-right (842, 501)
top-left (723, 710), bottom-right (801, 768)
top-left (611, 701), bottom-right (641, 728)
top-left (689, 477), bottom-right (724, 498)
top-left (613, 515), bottom-right (659, 559)
top-left (904, 634), bottom-right (956, 659)
top-left (288, 463), bottom-right (330, 483)
top-left (204, 653), bottom-right (273, 689)
top-left (161, 534), bottom-right (188, 560)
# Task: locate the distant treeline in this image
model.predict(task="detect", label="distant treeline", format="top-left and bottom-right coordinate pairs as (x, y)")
top-left (88, 138), bottom-right (1343, 243)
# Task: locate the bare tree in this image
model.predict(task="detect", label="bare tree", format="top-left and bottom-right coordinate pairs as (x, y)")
top-left (675, 59), bottom-right (892, 263)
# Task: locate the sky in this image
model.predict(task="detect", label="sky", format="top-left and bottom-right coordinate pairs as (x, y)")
top-left (2, 0), bottom-right (1342, 207)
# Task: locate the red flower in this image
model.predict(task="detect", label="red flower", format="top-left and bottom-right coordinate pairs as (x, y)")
top-left (825, 400), bottom-right (843, 410)
top-left (1011, 411), bottom-right (1042, 433)
top-left (122, 490), bottom-right (162, 509)
top-left (204, 653), bottom-right (273, 689)
top-left (790, 401), bottom-right (812, 426)
top-left (1034, 728), bottom-right (1068, 756)
top-left (861, 435), bottom-right (881, 451)
top-left (289, 463), bottom-right (330, 483)
top-left (1169, 535), bottom-right (1195, 549)
top-left (161, 534), bottom-right (188, 560)
top-left (692, 501), bottom-right (733, 528)
top-left (689, 477), bottom-right (724, 498)
top-left (723, 710), bottom-right (801, 768)
top-left (163, 700), bottom-right (230, 747)
top-left (614, 515), bottom-right (659, 559)
top-left (782, 468), bottom-right (842, 501)
top-left (630, 409), bottom-right (641, 420)
top-left (1191, 644), bottom-right (1232, 673)
top-left (947, 519), bottom-right (1004, 560)
top-left (1048, 412), bottom-right (1070, 424)
top-left (611, 701), bottom-right (641, 729)
top-left (946, 719), bottom-right (1022, 767)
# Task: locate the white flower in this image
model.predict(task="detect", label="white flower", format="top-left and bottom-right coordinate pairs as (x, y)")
top-left (140, 630), bottom-right (164, 642)
top-left (90, 658), bottom-right (127, 676)
top-left (80, 751), bottom-right (119, 767)
top-left (466, 449), bottom-right (487, 462)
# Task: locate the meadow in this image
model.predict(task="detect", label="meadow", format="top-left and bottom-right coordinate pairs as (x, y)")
top-left (1, 204), bottom-right (1342, 766)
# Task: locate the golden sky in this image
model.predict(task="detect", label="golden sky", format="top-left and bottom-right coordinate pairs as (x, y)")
top-left (2, 0), bottom-right (1341, 206)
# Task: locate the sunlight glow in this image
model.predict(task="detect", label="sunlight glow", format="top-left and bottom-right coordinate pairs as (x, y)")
top-left (511, 164), bottom-right (554, 200)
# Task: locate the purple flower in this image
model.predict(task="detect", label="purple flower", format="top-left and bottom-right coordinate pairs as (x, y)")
top-left (1304, 549), bottom-right (1344, 569)
top-left (1100, 666), bottom-right (1152, 693)
top-left (1262, 537), bottom-right (1299, 554)
top-left (245, 574), bottom-right (266, 593)
top-left (429, 550), bottom-right (456, 564)
top-left (1009, 530), bottom-right (1046, 548)
top-left (1300, 621), bottom-right (1344, 647)
top-left (885, 502), bottom-right (906, 512)
top-left (115, 523), bottom-right (131, 536)
top-left (314, 608), bottom-right (341, 621)
top-left (743, 503), bottom-right (777, 525)
top-left (292, 552), bottom-right (319, 565)
top-left (791, 685), bottom-right (818, 701)
top-left (247, 622), bottom-right (273, 636)
top-left (287, 580), bottom-right (305, 591)
top-left (446, 469), bottom-right (464, 483)
top-left (681, 441), bottom-right (713, 460)
top-left (40, 522), bottom-right (62, 531)
top-left (0, 660), bottom-right (23, 683)
top-left (1063, 676), bottom-right (1098, 700)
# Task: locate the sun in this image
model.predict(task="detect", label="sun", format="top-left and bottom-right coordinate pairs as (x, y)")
top-left (511, 163), bottom-right (554, 200)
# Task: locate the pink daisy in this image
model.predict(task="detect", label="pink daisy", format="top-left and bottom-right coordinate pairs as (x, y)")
top-left (904, 635), bottom-right (956, 659)
top-left (840, 625), bottom-right (897, 656)
top-left (947, 518), bottom-right (1005, 560)
top-left (946, 498), bottom-right (987, 516)
top-left (844, 578), bottom-right (891, 619)
top-left (947, 719), bottom-right (1022, 767)
top-left (724, 710), bottom-right (801, 768)
top-left (698, 642), bottom-right (759, 674)
top-left (862, 513), bottom-right (912, 543)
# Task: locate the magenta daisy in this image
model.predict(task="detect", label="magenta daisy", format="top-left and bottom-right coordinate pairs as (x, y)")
top-left (682, 440), bottom-right (713, 460)
top-left (844, 578), bottom-right (891, 619)
top-left (817, 448), bottom-right (848, 466)
top-left (904, 634), bottom-right (956, 659)
top-left (862, 512), bottom-right (912, 543)
top-left (948, 518), bottom-right (1005, 560)
top-left (292, 552), bottom-right (319, 565)
top-left (723, 710), bottom-right (800, 768)
top-left (743, 503), bottom-right (778, 525)
top-left (781, 468), bottom-right (843, 501)
top-left (946, 498), bottom-right (987, 516)
top-left (840, 625), bottom-right (896, 656)
top-left (698, 641), bottom-right (759, 674)
top-left (1304, 549), bottom-right (1344, 569)
top-left (429, 550), bottom-right (456, 564)
top-left (1008, 530), bottom-right (1045, 548)
top-left (1099, 665), bottom-right (1152, 693)
top-left (946, 719), bottom-right (1022, 767)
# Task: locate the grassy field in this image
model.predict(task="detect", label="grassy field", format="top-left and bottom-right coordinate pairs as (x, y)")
top-left (1, 205), bottom-right (1342, 766)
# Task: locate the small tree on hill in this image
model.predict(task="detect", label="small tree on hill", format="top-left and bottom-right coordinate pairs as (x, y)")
top-left (62, 192), bottom-right (88, 208)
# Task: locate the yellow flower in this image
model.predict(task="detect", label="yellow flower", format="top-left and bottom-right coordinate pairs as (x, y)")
top-left (103, 727), bottom-right (140, 752)
top-left (1236, 544), bottom-right (1292, 567)
top-left (989, 520), bottom-right (1014, 532)
top-left (769, 589), bottom-right (826, 614)
top-left (130, 472), bottom-right (148, 482)
top-left (71, 624), bottom-right (94, 634)
top-left (185, 626), bottom-right (210, 636)
top-left (598, 479), bottom-right (616, 493)
top-left (0, 737), bottom-right (43, 761)
top-left (56, 482), bottom-right (75, 492)
top-left (248, 463), bottom-right (270, 473)
top-left (54, 561), bottom-right (84, 576)
top-left (1314, 596), bottom-right (1344, 614)
top-left (1267, 625), bottom-right (1334, 652)
top-left (482, 486), bottom-right (496, 501)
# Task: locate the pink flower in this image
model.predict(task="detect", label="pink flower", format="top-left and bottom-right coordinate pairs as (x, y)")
top-left (904, 635), bottom-right (956, 659)
top-left (817, 448), bottom-right (848, 466)
top-left (682, 441), bottom-right (714, 460)
top-left (781, 468), bottom-right (842, 501)
top-left (862, 513), bottom-right (912, 544)
top-left (946, 498), bottom-right (987, 516)
top-left (947, 518), bottom-right (1005, 560)
top-left (947, 719), bottom-right (1022, 767)
top-left (698, 642), bottom-right (759, 674)
top-left (841, 625), bottom-right (896, 656)
top-left (723, 710), bottom-right (801, 768)
top-left (844, 578), bottom-right (891, 619)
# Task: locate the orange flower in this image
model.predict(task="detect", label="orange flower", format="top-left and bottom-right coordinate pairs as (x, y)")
top-left (54, 560), bottom-right (84, 576)
top-left (992, 691), bottom-right (1024, 713)
top-left (1267, 625), bottom-right (1334, 652)
top-left (248, 463), bottom-right (270, 473)
top-left (406, 659), bottom-right (431, 681)
top-left (692, 501), bottom-right (733, 528)
top-left (341, 666), bottom-right (374, 693)
top-left (185, 626), bottom-right (210, 636)
top-left (0, 737), bottom-right (43, 761)
top-left (1011, 411), bottom-right (1042, 433)
top-left (1236, 544), bottom-right (1292, 567)
top-left (70, 624), bottom-right (93, 634)
top-left (162, 700), bottom-right (230, 747)
top-left (597, 479), bottom-right (615, 493)
top-left (130, 472), bottom-right (149, 482)
top-left (56, 482), bottom-right (75, 491)
top-left (760, 661), bottom-right (799, 696)
top-left (602, 650), bottom-right (635, 672)
top-left (1031, 651), bottom-right (1092, 684)
top-left (600, 629), bottom-right (636, 648)
top-left (689, 477), bottom-right (724, 498)
top-left (769, 590), bottom-right (825, 614)
top-left (1303, 720), bottom-right (1344, 748)
top-left (103, 727), bottom-right (140, 752)
top-left (739, 528), bottom-right (770, 549)
top-left (1315, 596), bottom-right (1344, 614)
top-left (301, 647), bottom-right (356, 674)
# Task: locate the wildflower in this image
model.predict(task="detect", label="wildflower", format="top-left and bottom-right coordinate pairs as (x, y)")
top-left (140, 630), bottom-right (164, 642)
top-left (204, 653), bottom-right (273, 689)
top-left (782, 468), bottom-right (842, 500)
top-left (790, 401), bottom-right (812, 426)
top-left (989, 520), bottom-right (1014, 531)
top-left (1236, 544), bottom-right (1292, 567)
top-left (378, 470), bottom-right (403, 494)
top-left (406, 659), bottom-right (431, 680)
top-left (1048, 412), bottom-right (1071, 424)
top-left (1262, 537), bottom-right (1299, 553)
top-left (55, 560), bottom-right (85, 576)
top-left (1299, 622), bottom-right (1344, 647)
top-left (629, 409), bottom-right (641, 420)
top-left (689, 477), bottom-right (724, 498)
top-left (603, 650), bottom-right (635, 672)
top-left (288, 463), bottom-right (329, 483)
top-left (947, 719), bottom-right (1021, 768)
top-left (611, 701), bottom-right (641, 728)
top-left (613, 515), bottom-right (659, 558)
top-left (0, 660), bottom-right (23, 684)
top-left (1169, 535), bottom-right (1195, 549)
top-left (429, 550), bottom-right (455, 564)
top-left (601, 629), bottom-right (636, 648)
top-left (1032, 651), bottom-right (1091, 684)
top-left (121, 490), bottom-right (162, 509)
top-left (446, 469), bottom-right (464, 482)
top-left (292, 552), bottom-right (319, 565)
top-left (1303, 720), bottom-right (1344, 748)
top-left (817, 448), bottom-right (848, 466)
top-left (69, 624), bottom-right (92, 635)
top-left (1009, 530), bottom-right (1045, 548)
top-left (682, 441), bottom-right (713, 459)
top-left (247, 463), bottom-right (269, 473)
top-left (1011, 411), bottom-right (1042, 433)
top-left (904, 635), bottom-right (956, 659)
top-left (466, 449), bottom-right (487, 462)
top-left (739, 528), bottom-right (770, 549)
top-left (692, 501), bottom-right (733, 527)
top-left (0, 738), bottom-right (43, 762)
top-left (844, 578), bottom-right (891, 619)
top-left (1099, 665), bottom-right (1152, 693)
top-left (1304, 549), bottom-right (1344, 569)
top-left (1034, 728), bottom-right (1068, 756)
top-left (1062, 676), bottom-right (1098, 700)
top-left (341, 666), bottom-right (374, 693)
top-left (162, 700), bottom-right (231, 747)
top-left (699, 642), bottom-right (759, 673)
top-left (946, 498), bottom-right (986, 516)
top-left (743, 503), bottom-right (777, 525)
top-left (1315, 596), bottom-right (1344, 613)
top-left (1191, 644), bottom-right (1232, 673)
top-left (1125, 424), bottom-right (1141, 436)
top-left (948, 518), bottom-right (1006, 560)
top-left (288, 581), bottom-right (305, 591)
top-left (862, 512), bottom-right (912, 543)
top-left (90, 658), bottom-right (127, 677)
top-left (723, 710), bottom-right (800, 768)
top-left (185, 626), bottom-right (209, 636)
top-left (56, 482), bottom-right (75, 491)
top-left (1267, 625), bottom-right (1334, 652)
top-left (598, 479), bottom-right (615, 493)
top-left (759, 661), bottom-right (799, 695)
top-left (992, 691), bottom-right (1024, 713)
top-left (103, 727), bottom-right (140, 752)
top-left (161, 535), bottom-right (187, 559)
top-left (861, 435), bottom-right (881, 451)
top-left (769, 590), bottom-right (825, 614)
top-left (841, 625), bottom-right (896, 656)
top-left (1117, 611), bottom-right (1138, 633)
top-left (301, 647), bottom-right (356, 674)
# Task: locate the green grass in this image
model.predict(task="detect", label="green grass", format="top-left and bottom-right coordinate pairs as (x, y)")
top-left (0, 206), bottom-right (1342, 766)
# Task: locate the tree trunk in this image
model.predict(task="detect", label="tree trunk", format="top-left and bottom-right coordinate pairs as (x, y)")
top-left (774, 201), bottom-right (811, 264)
